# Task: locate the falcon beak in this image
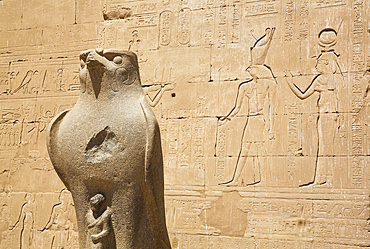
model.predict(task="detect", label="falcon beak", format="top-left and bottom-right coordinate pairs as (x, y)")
top-left (84, 49), bottom-right (108, 99)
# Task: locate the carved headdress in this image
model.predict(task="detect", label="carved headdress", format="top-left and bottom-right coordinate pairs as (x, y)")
top-left (250, 27), bottom-right (276, 65)
top-left (318, 28), bottom-right (337, 52)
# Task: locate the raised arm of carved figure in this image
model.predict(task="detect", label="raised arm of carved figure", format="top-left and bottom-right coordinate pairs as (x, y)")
top-left (90, 208), bottom-right (112, 243)
top-left (143, 85), bottom-right (161, 94)
top-left (43, 204), bottom-right (58, 230)
top-left (10, 194), bottom-right (31, 231)
top-left (10, 202), bottom-right (26, 231)
top-left (219, 81), bottom-right (250, 125)
top-left (285, 73), bottom-right (317, 100)
top-left (144, 84), bottom-right (175, 107)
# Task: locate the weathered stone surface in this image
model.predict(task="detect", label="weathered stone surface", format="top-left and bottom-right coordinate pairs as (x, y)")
top-left (47, 49), bottom-right (171, 248)
top-left (0, 0), bottom-right (369, 248)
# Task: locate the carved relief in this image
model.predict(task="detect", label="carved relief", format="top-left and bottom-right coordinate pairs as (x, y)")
top-left (86, 194), bottom-right (114, 249)
top-left (47, 49), bottom-right (171, 248)
top-left (285, 28), bottom-right (344, 187)
top-left (219, 27), bottom-right (277, 186)
top-left (244, 0), bottom-right (279, 17)
top-left (0, 66), bottom-right (82, 98)
top-left (143, 83), bottom-right (175, 107)
top-left (159, 11), bottom-right (173, 46)
top-left (178, 8), bottom-right (191, 45)
top-left (165, 197), bottom-right (220, 236)
top-left (42, 189), bottom-right (78, 248)
top-left (10, 193), bottom-right (36, 249)
top-left (1, 0), bottom-right (369, 248)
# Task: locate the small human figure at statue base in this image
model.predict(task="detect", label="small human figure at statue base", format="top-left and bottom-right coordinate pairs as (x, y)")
top-left (86, 193), bottom-right (113, 249)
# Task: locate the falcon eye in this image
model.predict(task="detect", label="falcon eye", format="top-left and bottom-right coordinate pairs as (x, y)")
top-left (80, 59), bottom-right (86, 68)
top-left (113, 56), bottom-right (123, 64)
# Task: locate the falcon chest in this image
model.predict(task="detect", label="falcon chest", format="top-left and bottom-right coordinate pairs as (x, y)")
top-left (54, 96), bottom-right (148, 183)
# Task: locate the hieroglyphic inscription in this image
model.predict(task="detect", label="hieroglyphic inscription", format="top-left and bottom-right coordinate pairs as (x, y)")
top-left (352, 15), bottom-right (364, 116)
top-left (287, 104), bottom-right (298, 184)
top-left (192, 120), bottom-right (205, 170)
top-left (179, 121), bottom-right (191, 168)
top-left (159, 11), bottom-right (172, 46)
top-left (231, 0), bottom-right (241, 44)
top-left (351, 156), bottom-right (363, 187)
top-left (165, 197), bottom-right (220, 235)
top-left (217, 0), bottom-right (228, 47)
top-left (0, 67), bottom-right (80, 97)
top-left (204, 0), bottom-right (215, 44)
top-left (246, 216), bottom-right (368, 240)
top-left (350, 0), bottom-right (365, 189)
top-left (130, 13), bottom-right (157, 28)
top-left (297, 0), bottom-right (309, 41)
top-left (216, 127), bottom-right (226, 181)
top-left (239, 197), bottom-right (369, 241)
top-left (308, 219), bottom-right (368, 240)
top-left (179, 8), bottom-right (191, 45)
top-left (131, 2), bottom-right (157, 14)
top-left (167, 120), bottom-right (179, 169)
top-left (284, 0), bottom-right (294, 42)
top-left (315, 0), bottom-right (346, 9)
top-left (238, 198), bottom-right (307, 217)
top-left (165, 119), bottom-right (207, 172)
top-left (244, 0), bottom-right (278, 17)
top-left (0, 72), bottom-right (18, 94)
top-left (0, 124), bottom-right (22, 148)
top-left (107, 2), bottom-right (157, 15)
top-left (352, 74), bottom-right (364, 113)
top-left (238, 198), bottom-right (369, 219)
top-left (197, 96), bottom-right (206, 116)
top-left (352, 0), bottom-right (365, 73)
top-left (352, 123), bottom-right (363, 155)
top-left (245, 216), bottom-right (304, 236)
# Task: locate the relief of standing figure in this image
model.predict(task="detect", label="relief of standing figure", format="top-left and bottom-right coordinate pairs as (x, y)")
top-left (219, 27), bottom-right (277, 186)
top-left (285, 28), bottom-right (344, 187)
top-left (10, 193), bottom-right (36, 249)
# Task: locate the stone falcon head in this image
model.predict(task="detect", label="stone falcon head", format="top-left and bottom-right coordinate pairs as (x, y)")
top-left (79, 48), bottom-right (141, 98)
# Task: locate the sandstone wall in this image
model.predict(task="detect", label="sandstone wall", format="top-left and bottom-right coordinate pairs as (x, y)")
top-left (0, 0), bottom-right (369, 248)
